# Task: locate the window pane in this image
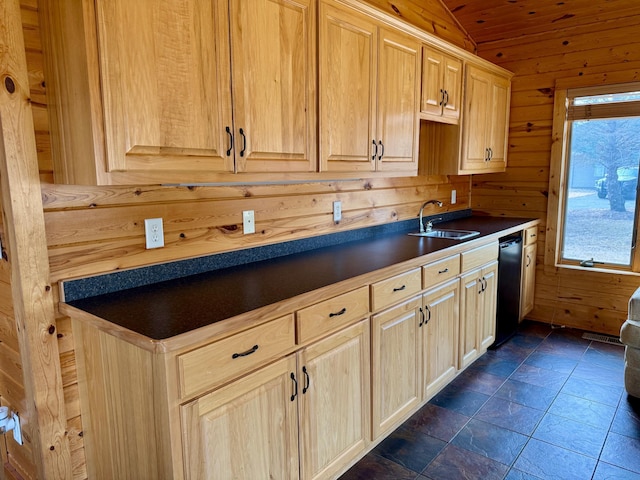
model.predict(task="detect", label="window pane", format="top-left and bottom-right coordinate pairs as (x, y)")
top-left (574, 91), bottom-right (640, 106)
top-left (561, 117), bottom-right (640, 266)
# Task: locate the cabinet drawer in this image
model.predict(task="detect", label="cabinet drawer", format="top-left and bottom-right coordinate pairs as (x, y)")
top-left (524, 227), bottom-right (538, 245)
top-left (178, 314), bottom-right (295, 399)
top-left (370, 268), bottom-right (422, 312)
top-left (423, 255), bottom-right (460, 289)
top-left (296, 286), bottom-right (369, 344)
top-left (461, 242), bottom-right (498, 272)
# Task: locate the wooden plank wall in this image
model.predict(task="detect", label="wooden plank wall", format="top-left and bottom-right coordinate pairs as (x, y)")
top-left (16, 1), bottom-right (473, 478)
top-left (473, 18), bottom-right (640, 335)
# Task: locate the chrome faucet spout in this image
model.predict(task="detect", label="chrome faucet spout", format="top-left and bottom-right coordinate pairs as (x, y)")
top-left (418, 200), bottom-right (444, 233)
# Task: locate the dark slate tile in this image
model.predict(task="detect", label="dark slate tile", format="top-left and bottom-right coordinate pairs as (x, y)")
top-left (450, 418), bottom-right (528, 465)
top-left (532, 413), bottom-right (607, 458)
top-left (561, 375), bottom-right (623, 407)
top-left (422, 444), bottom-right (508, 480)
top-left (448, 368), bottom-right (505, 396)
top-left (548, 393), bottom-right (616, 430)
top-left (338, 453), bottom-right (419, 480)
top-left (588, 340), bottom-right (625, 358)
top-left (571, 361), bottom-right (624, 388)
top-left (611, 406), bottom-right (640, 440)
top-left (468, 353), bottom-right (521, 378)
top-left (509, 331), bottom-right (546, 349)
top-left (510, 363), bottom-right (569, 392)
top-left (494, 379), bottom-right (557, 411)
top-left (504, 468), bottom-right (544, 480)
top-left (601, 432), bottom-right (640, 474)
top-left (524, 351), bottom-right (578, 374)
top-left (428, 385), bottom-right (490, 417)
top-left (517, 320), bottom-right (552, 339)
top-left (593, 462), bottom-right (640, 480)
top-left (548, 327), bottom-right (592, 345)
top-left (403, 403), bottom-right (470, 442)
top-left (373, 426), bottom-right (446, 473)
top-left (513, 438), bottom-right (597, 480)
top-left (536, 337), bottom-right (589, 360)
top-left (474, 397), bottom-right (544, 435)
top-left (581, 346), bottom-right (625, 370)
top-left (492, 342), bottom-right (535, 363)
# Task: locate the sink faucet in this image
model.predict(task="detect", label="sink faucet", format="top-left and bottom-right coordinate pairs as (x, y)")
top-left (418, 200), bottom-right (443, 233)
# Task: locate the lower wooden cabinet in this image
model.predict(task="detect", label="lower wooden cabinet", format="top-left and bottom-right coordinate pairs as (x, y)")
top-left (371, 296), bottom-right (422, 439)
top-left (181, 356), bottom-right (300, 479)
top-left (459, 260), bottom-right (498, 369)
top-left (182, 319), bottom-right (370, 480)
top-left (423, 278), bottom-right (460, 400)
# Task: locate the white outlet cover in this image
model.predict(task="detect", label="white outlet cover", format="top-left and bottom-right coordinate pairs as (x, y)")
top-left (451, 189), bottom-right (457, 204)
top-left (144, 218), bottom-right (165, 249)
top-left (333, 201), bottom-right (342, 223)
top-left (243, 210), bottom-right (255, 234)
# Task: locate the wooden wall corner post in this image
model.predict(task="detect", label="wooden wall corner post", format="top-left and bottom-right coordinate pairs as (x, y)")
top-left (0, 1), bottom-right (72, 478)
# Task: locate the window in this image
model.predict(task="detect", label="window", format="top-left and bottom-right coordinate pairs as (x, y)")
top-left (552, 82), bottom-right (640, 271)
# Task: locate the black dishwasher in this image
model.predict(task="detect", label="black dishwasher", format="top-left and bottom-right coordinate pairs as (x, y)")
top-left (492, 233), bottom-right (523, 348)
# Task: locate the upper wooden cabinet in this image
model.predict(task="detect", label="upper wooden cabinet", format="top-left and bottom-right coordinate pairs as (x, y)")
top-left (319, 1), bottom-right (420, 174)
top-left (42, 0), bottom-right (316, 185)
top-left (420, 46), bottom-right (462, 124)
top-left (460, 64), bottom-right (511, 173)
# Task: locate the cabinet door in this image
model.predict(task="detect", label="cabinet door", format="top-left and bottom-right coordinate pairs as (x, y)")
top-left (298, 320), bottom-right (370, 480)
top-left (459, 267), bottom-right (482, 369)
top-left (479, 261), bottom-right (498, 352)
top-left (230, 0), bottom-right (316, 173)
top-left (181, 356), bottom-right (299, 480)
top-left (371, 297), bottom-right (421, 439)
top-left (442, 54), bottom-right (463, 122)
top-left (521, 243), bottom-right (537, 319)
top-left (95, 0), bottom-right (234, 175)
top-left (486, 74), bottom-right (511, 172)
top-left (421, 47), bottom-right (461, 123)
top-left (420, 47), bottom-right (446, 118)
top-left (423, 279), bottom-right (459, 400)
top-left (319, 2), bottom-right (377, 172)
top-left (460, 65), bottom-right (491, 172)
top-left (376, 28), bottom-right (420, 172)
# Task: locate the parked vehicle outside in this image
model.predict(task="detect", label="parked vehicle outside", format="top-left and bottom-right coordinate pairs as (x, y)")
top-left (595, 166), bottom-right (638, 199)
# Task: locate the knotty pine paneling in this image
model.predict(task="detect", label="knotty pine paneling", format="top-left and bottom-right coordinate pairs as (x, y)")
top-left (473, 17), bottom-right (640, 335)
top-left (43, 177), bottom-right (470, 282)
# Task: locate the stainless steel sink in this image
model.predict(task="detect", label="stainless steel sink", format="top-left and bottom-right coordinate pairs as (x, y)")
top-left (408, 229), bottom-right (480, 240)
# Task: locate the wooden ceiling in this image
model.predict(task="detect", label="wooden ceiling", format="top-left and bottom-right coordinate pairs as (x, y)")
top-left (439, 0), bottom-right (640, 44)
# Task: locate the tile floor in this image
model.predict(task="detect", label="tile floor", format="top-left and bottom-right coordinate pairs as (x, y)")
top-left (339, 320), bottom-right (640, 480)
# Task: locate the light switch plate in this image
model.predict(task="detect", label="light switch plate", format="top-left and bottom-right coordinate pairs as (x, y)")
top-left (451, 189), bottom-right (457, 205)
top-left (144, 218), bottom-right (164, 249)
top-left (243, 210), bottom-right (255, 234)
top-left (333, 201), bottom-right (342, 223)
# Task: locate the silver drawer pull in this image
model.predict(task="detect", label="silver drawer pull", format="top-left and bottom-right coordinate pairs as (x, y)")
top-left (329, 308), bottom-right (347, 318)
top-left (232, 345), bottom-right (259, 359)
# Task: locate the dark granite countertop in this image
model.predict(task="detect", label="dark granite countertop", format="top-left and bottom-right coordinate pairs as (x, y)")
top-left (65, 216), bottom-right (537, 341)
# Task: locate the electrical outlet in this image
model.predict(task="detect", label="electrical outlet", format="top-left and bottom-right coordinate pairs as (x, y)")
top-left (451, 189), bottom-right (457, 205)
top-left (243, 210), bottom-right (255, 234)
top-left (333, 201), bottom-right (342, 223)
top-left (144, 218), bottom-right (164, 249)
